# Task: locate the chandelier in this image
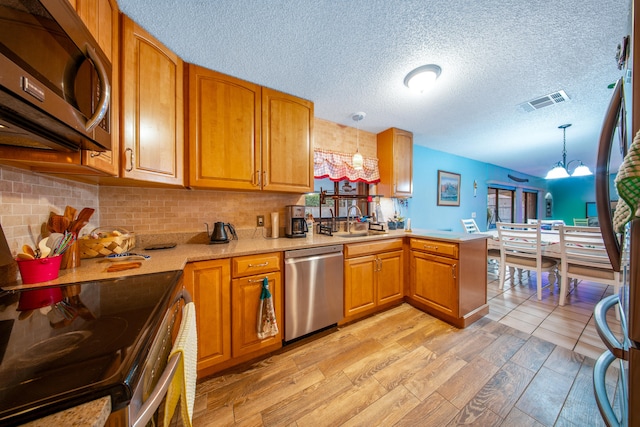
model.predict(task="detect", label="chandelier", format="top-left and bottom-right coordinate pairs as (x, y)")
top-left (545, 124), bottom-right (593, 179)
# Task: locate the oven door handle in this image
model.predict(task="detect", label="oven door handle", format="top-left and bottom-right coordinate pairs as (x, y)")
top-left (131, 289), bottom-right (192, 427)
top-left (132, 352), bottom-right (182, 427)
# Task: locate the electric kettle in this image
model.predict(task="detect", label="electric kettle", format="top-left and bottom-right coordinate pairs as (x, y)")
top-left (207, 222), bottom-right (238, 244)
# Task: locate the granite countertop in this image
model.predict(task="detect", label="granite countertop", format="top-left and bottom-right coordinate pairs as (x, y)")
top-left (20, 396), bottom-right (110, 427)
top-left (4, 228), bottom-right (488, 291)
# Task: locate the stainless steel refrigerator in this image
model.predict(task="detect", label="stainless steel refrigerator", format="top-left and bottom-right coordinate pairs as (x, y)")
top-left (592, 74), bottom-right (640, 426)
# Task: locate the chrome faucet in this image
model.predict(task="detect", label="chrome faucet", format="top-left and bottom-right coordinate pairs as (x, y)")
top-left (346, 205), bottom-right (363, 233)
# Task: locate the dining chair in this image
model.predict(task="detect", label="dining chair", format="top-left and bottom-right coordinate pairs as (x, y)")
top-left (496, 222), bottom-right (559, 300)
top-left (461, 218), bottom-right (480, 233)
top-left (557, 225), bottom-right (621, 311)
top-left (573, 218), bottom-right (590, 226)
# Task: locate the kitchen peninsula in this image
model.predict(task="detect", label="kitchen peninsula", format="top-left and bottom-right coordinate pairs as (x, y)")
top-left (4, 228), bottom-right (489, 380)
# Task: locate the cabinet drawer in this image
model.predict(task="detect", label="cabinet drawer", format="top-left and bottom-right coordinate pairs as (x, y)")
top-left (344, 238), bottom-right (404, 258)
top-left (232, 252), bottom-right (281, 278)
top-left (409, 238), bottom-right (458, 258)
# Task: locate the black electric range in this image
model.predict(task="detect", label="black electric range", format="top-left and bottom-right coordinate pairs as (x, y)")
top-left (0, 270), bottom-right (183, 426)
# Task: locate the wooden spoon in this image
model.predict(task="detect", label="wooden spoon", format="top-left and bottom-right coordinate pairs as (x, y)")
top-left (49, 215), bottom-right (69, 233)
top-left (64, 205), bottom-right (77, 222)
top-left (17, 252), bottom-right (34, 260)
top-left (70, 208), bottom-right (95, 234)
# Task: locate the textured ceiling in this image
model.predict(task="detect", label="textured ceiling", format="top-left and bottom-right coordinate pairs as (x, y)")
top-left (116, 0), bottom-right (632, 178)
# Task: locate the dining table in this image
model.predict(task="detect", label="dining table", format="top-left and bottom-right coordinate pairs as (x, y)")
top-left (483, 229), bottom-right (561, 257)
top-left (482, 229), bottom-right (563, 286)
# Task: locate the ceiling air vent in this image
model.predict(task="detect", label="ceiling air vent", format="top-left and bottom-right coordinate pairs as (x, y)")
top-left (519, 90), bottom-right (570, 112)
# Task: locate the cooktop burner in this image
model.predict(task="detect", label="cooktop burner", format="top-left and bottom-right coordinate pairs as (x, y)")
top-left (16, 330), bottom-right (92, 366)
top-left (0, 270), bottom-right (183, 426)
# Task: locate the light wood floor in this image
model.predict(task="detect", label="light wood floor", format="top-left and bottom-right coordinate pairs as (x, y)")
top-left (192, 291), bottom-right (622, 426)
top-left (485, 263), bottom-right (622, 360)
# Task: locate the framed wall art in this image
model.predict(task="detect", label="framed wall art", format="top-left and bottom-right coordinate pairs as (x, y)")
top-left (437, 170), bottom-right (461, 206)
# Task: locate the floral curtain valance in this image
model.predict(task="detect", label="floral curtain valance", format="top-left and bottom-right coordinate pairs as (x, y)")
top-left (313, 149), bottom-right (380, 184)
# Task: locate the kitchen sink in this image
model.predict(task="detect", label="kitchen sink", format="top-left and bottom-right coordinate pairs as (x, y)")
top-left (333, 230), bottom-right (388, 238)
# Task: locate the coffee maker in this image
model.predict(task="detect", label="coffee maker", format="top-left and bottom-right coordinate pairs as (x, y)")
top-left (285, 205), bottom-right (308, 238)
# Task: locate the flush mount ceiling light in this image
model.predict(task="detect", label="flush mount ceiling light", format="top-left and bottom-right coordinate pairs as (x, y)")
top-left (545, 124), bottom-right (593, 179)
top-left (352, 112), bottom-right (366, 170)
top-left (404, 64), bottom-right (442, 92)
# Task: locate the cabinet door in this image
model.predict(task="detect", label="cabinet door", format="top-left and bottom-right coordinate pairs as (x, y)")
top-left (261, 88), bottom-right (314, 193)
top-left (186, 65), bottom-right (261, 190)
top-left (410, 251), bottom-right (458, 316)
top-left (344, 255), bottom-right (377, 317)
top-left (376, 250), bottom-right (404, 305)
top-left (183, 259), bottom-right (231, 373)
top-left (393, 129), bottom-right (413, 197)
top-left (377, 128), bottom-right (413, 198)
top-left (121, 15), bottom-right (184, 185)
top-left (70, 0), bottom-right (120, 176)
top-left (231, 272), bottom-right (282, 358)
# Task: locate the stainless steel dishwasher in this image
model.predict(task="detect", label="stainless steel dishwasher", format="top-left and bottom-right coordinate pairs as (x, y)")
top-left (284, 244), bottom-right (344, 342)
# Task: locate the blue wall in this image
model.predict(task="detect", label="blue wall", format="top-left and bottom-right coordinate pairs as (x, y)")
top-left (404, 145), bottom-right (600, 233)
top-left (547, 174), bottom-right (617, 222)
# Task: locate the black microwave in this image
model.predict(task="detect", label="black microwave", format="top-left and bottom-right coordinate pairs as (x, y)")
top-left (0, 0), bottom-right (112, 152)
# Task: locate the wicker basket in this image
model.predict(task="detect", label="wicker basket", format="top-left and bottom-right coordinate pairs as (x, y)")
top-left (78, 228), bottom-right (136, 259)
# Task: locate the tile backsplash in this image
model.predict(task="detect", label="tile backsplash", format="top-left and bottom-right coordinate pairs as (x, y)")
top-left (0, 164), bottom-right (304, 253)
top-left (98, 186), bottom-right (304, 235)
top-left (0, 165), bottom-right (99, 255)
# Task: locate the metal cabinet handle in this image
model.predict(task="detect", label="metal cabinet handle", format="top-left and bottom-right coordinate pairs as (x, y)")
top-left (89, 151), bottom-right (101, 158)
top-left (248, 276), bottom-right (268, 283)
top-left (248, 261), bottom-right (269, 268)
top-left (84, 44), bottom-right (110, 132)
top-left (255, 170), bottom-right (261, 187)
top-left (451, 263), bottom-right (457, 279)
top-left (263, 170), bottom-right (267, 187)
top-left (423, 245), bottom-right (438, 251)
top-left (125, 148), bottom-right (134, 172)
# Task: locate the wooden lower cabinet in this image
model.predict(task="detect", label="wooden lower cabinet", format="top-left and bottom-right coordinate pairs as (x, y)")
top-left (410, 251), bottom-right (458, 317)
top-left (408, 237), bottom-right (488, 328)
top-left (183, 259), bottom-right (231, 375)
top-left (184, 252), bottom-right (283, 379)
top-left (231, 271), bottom-right (282, 357)
top-left (377, 250), bottom-right (405, 304)
top-left (343, 239), bottom-right (404, 323)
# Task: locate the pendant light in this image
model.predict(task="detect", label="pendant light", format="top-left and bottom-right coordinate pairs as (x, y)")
top-left (544, 124), bottom-right (593, 179)
top-left (352, 112), bottom-right (366, 170)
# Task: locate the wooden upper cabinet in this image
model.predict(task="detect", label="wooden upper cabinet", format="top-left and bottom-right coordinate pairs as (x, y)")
top-left (261, 87), bottom-right (314, 193)
top-left (73, 0), bottom-right (120, 176)
top-left (377, 127), bottom-right (413, 198)
top-left (73, 0), bottom-right (116, 62)
top-left (120, 15), bottom-right (184, 186)
top-left (185, 66), bottom-right (313, 193)
top-left (186, 65), bottom-right (261, 190)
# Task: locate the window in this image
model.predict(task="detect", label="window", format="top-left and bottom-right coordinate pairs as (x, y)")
top-left (487, 187), bottom-right (514, 229)
top-left (305, 178), bottom-right (370, 220)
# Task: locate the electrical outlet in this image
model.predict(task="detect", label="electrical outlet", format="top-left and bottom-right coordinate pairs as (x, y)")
top-left (471, 212), bottom-right (476, 218)
top-left (257, 215), bottom-right (264, 227)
